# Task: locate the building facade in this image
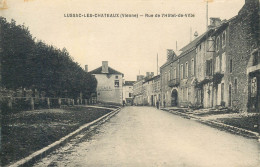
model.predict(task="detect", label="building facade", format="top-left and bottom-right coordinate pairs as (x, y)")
top-left (160, 50), bottom-right (179, 107)
top-left (133, 75), bottom-right (144, 105)
top-left (123, 81), bottom-right (135, 105)
top-left (89, 61), bottom-right (124, 105)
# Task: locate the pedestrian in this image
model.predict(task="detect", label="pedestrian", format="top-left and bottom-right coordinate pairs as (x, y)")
top-left (163, 100), bottom-right (166, 108)
top-left (123, 100), bottom-right (126, 107)
top-left (156, 100), bottom-right (159, 109)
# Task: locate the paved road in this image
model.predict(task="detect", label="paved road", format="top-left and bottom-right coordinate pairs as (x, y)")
top-left (34, 107), bottom-right (260, 167)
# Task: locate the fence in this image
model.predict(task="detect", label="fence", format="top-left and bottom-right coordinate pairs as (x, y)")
top-left (0, 96), bottom-right (97, 113)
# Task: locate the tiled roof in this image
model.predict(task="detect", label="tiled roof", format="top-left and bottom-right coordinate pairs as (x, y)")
top-left (124, 81), bottom-right (135, 86)
top-left (89, 66), bottom-right (124, 76)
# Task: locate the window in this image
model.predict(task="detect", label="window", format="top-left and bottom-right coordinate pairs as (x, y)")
top-left (191, 59), bottom-right (194, 76)
top-left (222, 53), bottom-right (226, 72)
top-left (222, 31), bottom-right (226, 47)
top-left (173, 67), bottom-right (176, 79)
top-left (165, 72), bottom-right (167, 84)
top-left (253, 51), bottom-right (259, 66)
top-left (180, 64), bottom-right (183, 79)
top-left (115, 80), bottom-right (119, 87)
top-left (251, 77), bottom-right (257, 97)
top-left (181, 88), bottom-right (184, 101)
top-left (234, 78), bottom-right (238, 94)
top-left (186, 87), bottom-right (189, 101)
top-left (185, 62), bottom-right (189, 78)
top-left (115, 75), bottom-right (118, 79)
top-left (168, 70), bottom-right (171, 81)
top-left (215, 56), bottom-right (220, 72)
top-left (221, 83), bottom-right (224, 102)
top-left (206, 59), bottom-right (213, 76)
top-left (129, 93), bottom-right (132, 97)
top-left (229, 59), bottom-right (233, 73)
top-left (216, 36), bottom-right (220, 52)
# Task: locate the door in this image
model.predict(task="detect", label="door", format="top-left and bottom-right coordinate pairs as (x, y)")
top-left (228, 84), bottom-right (232, 107)
top-left (171, 90), bottom-right (178, 106)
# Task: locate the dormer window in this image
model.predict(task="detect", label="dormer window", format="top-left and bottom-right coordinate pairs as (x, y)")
top-left (115, 75), bottom-right (118, 79)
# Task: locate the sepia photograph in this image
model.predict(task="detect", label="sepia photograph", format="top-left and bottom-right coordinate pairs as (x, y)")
top-left (0, 0), bottom-right (259, 166)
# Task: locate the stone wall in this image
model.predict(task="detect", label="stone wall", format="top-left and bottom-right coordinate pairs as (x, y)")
top-left (227, 0), bottom-right (259, 112)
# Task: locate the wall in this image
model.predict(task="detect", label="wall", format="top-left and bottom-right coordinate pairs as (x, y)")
top-left (227, 0), bottom-right (259, 112)
top-left (178, 49), bottom-right (196, 107)
top-left (94, 74), bottom-right (123, 105)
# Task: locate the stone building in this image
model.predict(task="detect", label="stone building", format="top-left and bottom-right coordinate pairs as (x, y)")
top-left (123, 81), bottom-right (135, 105)
top-left (195, 21), bottom-right (219, 108)
top-left (88, 61), bottom-right (124, 105)
top-left (133, 75), bottom-right (144, 105)
top-left (222, 0), bottom-right (259, 112)
top-left (152, 75), bottom-right (161, 106)
top-left (142, 73), bottom-right (160, 106)
top-left (160, 49), bottom-right (179, 107)
top-left (177, 38), bottom-right (198, 107)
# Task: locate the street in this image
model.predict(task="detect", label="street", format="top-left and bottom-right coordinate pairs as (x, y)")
top-left (34, 107), bottom-right (260, 167)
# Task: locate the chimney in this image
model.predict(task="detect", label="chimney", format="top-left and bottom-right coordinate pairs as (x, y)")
top-left (208, 17), bottom-right (222, 29)
top-left (137, 75), bottom-right (144, 81)
top-left (102, 61), bottom-right (109, 73)
top-left (146, 72), bottom-right (150, 77)
top-left (150, 72), bottom-right (154, 77)
top-left (167, 49), bottom-right (174, 61)
top-left (85, 65), bottom-right (88, 72)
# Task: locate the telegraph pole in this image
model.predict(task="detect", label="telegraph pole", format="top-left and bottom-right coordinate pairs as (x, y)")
top-left (157, 53), bottom-right (159, 75)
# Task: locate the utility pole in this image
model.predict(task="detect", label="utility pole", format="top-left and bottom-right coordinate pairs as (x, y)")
top-left (206, 0), bottom-right (208, 31)
top-left (157, 53), bottom-right (159, 75)
top-left (190, 27), bottom-right (192, 42)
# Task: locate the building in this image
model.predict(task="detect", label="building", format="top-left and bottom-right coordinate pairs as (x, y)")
top-left (211, 0), bottom-right (260, 112)
top-left (123, 81), bottom-right (135, 105)
top-left (195, 20), bottom-right (219, 108)
top-left (88, 61), bottom-right (124, 105)
top-left (133, 75), bottom-right (144, 105)
top-left (177, 37), bottom-right (199, 108)
top-left (152, 75), bottom-right (161, 106)
top-left (160, 49), bottom-right (179, 107)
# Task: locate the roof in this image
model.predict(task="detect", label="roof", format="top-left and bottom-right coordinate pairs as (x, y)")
top-left (124, 81), bottom-right (135, 86)
top-left (89, 66), bottom-right (124, 76)
top-left (211, 16), bottom-right (237, 36)
top-left (179, 31), bottom-right (207, 55)
top-left (143, 75), bottom-right (160, 83)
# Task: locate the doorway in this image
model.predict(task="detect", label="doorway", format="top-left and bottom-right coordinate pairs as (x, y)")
top-left (228, 84), bottom-right (232, 107)
top-left (171, 89), bottom-right (178, 106)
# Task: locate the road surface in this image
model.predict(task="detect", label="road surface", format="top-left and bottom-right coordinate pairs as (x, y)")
top-left (34, 106), bottom-right (260, 167)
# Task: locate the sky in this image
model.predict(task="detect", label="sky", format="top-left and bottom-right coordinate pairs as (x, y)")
top-left (0, 0), bottom-right (244, 81)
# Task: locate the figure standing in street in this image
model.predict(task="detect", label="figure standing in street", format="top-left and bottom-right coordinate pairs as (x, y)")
top-left (156, 100), bottom-right (159, 109)
top-left (123, 100), bottom-right (126, 107)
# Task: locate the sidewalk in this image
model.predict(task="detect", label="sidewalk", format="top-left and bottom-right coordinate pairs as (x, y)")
top-left (162, 107), bottom-right (260, 141)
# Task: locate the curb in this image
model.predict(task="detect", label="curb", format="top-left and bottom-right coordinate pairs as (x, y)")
top-left (162, 109), bottom-right (260, 140)
top-left (8, 107), bottom-right (121, 167)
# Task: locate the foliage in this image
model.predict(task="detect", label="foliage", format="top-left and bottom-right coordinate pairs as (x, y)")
top-left (213, 72), bottom-right (224, 87)
top-left (0, 17), bottom-right (97, 98)
top-left (195, 78), bottom-right (212, 89)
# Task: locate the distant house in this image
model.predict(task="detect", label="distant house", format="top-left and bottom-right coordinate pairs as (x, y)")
top-left (133, 75), bottom-right (145, 105)
top-left (88, 61), bottom-right (124, 105)
top-left (123, 81), bottom-right (135, 105)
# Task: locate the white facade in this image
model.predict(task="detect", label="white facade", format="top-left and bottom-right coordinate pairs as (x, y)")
top-left (89, 61), bottom-right (124, 105)
top-left (94, 74), bottom-right (123, 104)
